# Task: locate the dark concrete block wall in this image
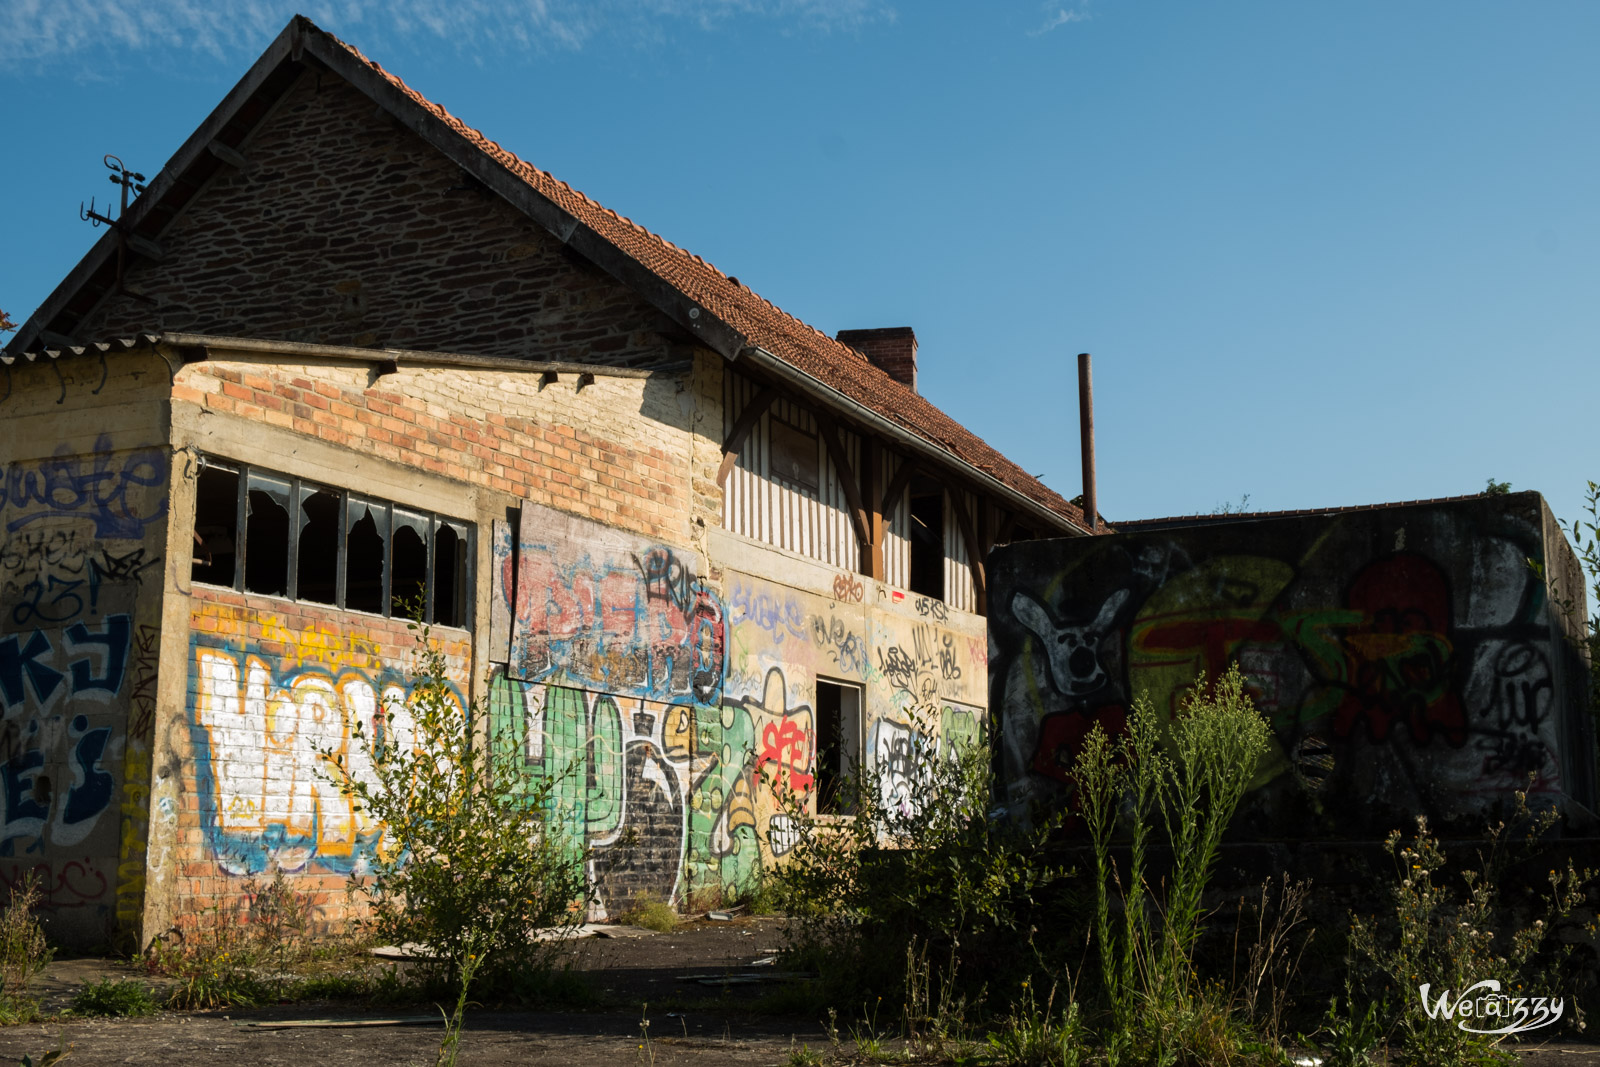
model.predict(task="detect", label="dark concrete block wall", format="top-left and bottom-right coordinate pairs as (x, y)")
top-left (988, 491), bottom-right (1596, 839)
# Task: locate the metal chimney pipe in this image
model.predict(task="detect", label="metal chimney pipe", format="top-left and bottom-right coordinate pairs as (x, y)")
top-left (1077, 352), bottom-right (1097, 534)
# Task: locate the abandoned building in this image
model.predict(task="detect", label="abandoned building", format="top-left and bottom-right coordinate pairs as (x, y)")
top-left (0, 16), bottom-right (1090, 946)
top-left (989, 492), bottom-right (1597, 840)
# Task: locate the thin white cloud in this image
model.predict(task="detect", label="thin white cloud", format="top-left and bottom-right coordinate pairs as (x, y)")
top-left (0, 0), bottom-right (896, 67)
top-left (1028, 5), bottom-right (1088, 37)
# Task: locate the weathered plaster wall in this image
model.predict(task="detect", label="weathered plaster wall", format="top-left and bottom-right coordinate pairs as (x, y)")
top-left (0, 351), bottom-right (171, 946)
top-left (489, 506), bottom-right (988, 916)
top-left (988, 493), bottom-right (1596, 838)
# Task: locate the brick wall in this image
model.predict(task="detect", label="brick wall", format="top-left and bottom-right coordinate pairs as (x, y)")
top-left (76, 68), bottom-right (687, 369)
top-left (172, 353), bottom-right (694, 545)
top-left (178, 589), bottom-right (471, 930)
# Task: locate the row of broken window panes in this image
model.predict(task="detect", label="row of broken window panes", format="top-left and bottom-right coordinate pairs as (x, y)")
top-left (190, 456), bottom-right (472, 628)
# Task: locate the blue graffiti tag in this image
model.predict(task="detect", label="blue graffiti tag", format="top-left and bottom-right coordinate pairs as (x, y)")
top-left (1, 434), bottom-right (168, 538)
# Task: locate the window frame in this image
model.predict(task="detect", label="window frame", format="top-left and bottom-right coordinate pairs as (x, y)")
top-left (192, 455), bottom-right (475, 628)
top-left (814, 676), bottom-right (864, 818)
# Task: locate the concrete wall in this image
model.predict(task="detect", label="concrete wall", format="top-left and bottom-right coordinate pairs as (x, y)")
top-left (0, 351), bottom-right (172, 946)
top-left (988, 492), bottom-right (1596, 839)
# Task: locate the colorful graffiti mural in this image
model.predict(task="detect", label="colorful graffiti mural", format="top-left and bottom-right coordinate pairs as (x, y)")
top-left (510, 503), bottom-right (723, 705)
top-left (487, 665), bottom-right (809, 911)
top-left (989, 496), bottom-right (1595, 836)
top-left (187, 604), bottom-right (469, 877)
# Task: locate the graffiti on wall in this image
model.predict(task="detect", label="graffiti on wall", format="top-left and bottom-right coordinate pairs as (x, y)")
top-left (510, 504), bottom-right (724, 705)
top-left (186, 602), bottom-right (470, 877)
top-left (0, 435), bottom-right (168, 539)
top-left (0, 433), bottom-right (167, 925)
top-left (488, 663), bottom-right (813, 911)
top-left (990, 503), bottom-right (1583, 833)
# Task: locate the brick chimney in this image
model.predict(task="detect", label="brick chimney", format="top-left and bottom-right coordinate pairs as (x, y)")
top-left (837, 327), bottom-right (917, 392)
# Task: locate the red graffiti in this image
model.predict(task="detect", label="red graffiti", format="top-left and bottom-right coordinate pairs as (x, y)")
top-left (0, 858), bottom-right (111, 906)
top-left (758, 718), bottom-right (814, 795)
top-left (1033, 705), bottom-right (1127, 785)
top-left (1330, 554), bottom-right (1466, 746)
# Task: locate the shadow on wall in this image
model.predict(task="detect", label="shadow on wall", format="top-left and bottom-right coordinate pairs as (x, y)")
top-left (987, 492), bottom-right (1597, 839)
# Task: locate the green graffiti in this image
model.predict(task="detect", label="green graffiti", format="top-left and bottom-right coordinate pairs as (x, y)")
top-left (489, 672), bottom-right (767, 904)
top-left (940, 704), bottom-right (984, 760)
top-left (686, 701), bottom-right (760, 901)
top-left (586, 694), bottom-right (624, 840)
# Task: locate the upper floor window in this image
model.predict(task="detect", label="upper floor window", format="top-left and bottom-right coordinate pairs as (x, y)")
top-left (191, 457), bottom-right (473, 627)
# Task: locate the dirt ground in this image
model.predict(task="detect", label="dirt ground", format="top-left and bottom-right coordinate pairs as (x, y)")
top-left (1, 916), bottom-right (1596, 1066)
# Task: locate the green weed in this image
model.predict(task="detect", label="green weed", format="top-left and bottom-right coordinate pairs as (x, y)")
top-left (70, 978), bottom-right (159, 1017)
top-left (1075, 664), bottom-right (1274, 1062)
top-left (617, 898), bottom-right (677, 933)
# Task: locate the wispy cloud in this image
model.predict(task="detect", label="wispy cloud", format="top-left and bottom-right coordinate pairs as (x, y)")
top-left (1028, 3), bottom-right (1088, 37)
top-left (0, 0), bottom-right (895, 67)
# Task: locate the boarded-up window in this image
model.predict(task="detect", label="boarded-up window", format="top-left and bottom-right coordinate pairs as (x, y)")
top-left (769, 418), bottom-right (820, 495)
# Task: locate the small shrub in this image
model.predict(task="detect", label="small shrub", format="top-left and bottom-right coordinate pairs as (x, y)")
top-left (0, 875), bottom-right (53, 1024)
top-left (773, 701), bottom-right (1067, 1021)
top-left (320, 621), bottom-right (590, 1066)
top-left (1348, 793), bottom-right (1593, 1066)
top-left (1302, 994), bottom-right (1386, 1067)
top-left (71, 978), bottom-right (159, 1017)
top-left (618, 898), bottom-right (677, 933)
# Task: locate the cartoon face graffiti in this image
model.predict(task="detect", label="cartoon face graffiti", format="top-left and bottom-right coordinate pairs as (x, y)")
top-left (1011, 588), bottom-right (1129, 697)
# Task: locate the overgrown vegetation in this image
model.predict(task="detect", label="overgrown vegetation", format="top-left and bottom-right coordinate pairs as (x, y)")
top-left (1344, 791), bottom-right (1595, 1065)
top-left (1074, 665), bottom-right (1277, 1064)
top-left (0, 875), bottom-right (52, 1024)
top-left (771, 699), bottom-right (1067, 1043)
top-left (148, 870), bottom-right (382, 1010)
top-left (617, 898), bottom-right (678, 933)
top-left (320, 620), bottom-right (589, 1063)
top-left (770, 661), bottom-right (1598, 1066)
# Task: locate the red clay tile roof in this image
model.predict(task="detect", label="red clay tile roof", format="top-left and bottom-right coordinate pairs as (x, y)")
top-left (312, 24), bottom-right (1085, 532)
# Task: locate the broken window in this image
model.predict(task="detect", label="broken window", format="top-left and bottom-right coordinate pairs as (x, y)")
top-left (815, 680), bottom-right (862, 816)
top-left (297, 486), bottom-right (340, 605)
top-left (243, 472), bottom-right (291, 597)
top-left (390, 509), bottom-right (429, 617)
top-left (345, 497), bottom-right (388, 615)
top-left (434, 521), bottom-right (469, 628)
top-left (191, 455), bottom-right (473, 626)
top-left (191, 464), bottom-right (240, 586)
top-left (908, 477), bottom-right (944, 600)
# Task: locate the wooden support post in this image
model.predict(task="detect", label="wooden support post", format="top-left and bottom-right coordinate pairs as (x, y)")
top-left (863, 437), bottom-right (885, 580)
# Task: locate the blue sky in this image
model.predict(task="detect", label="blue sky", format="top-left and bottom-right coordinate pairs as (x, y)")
top-left (4, 1), bottom-right (1598, 531)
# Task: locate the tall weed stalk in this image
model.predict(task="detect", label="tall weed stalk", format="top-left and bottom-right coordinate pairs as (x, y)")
top-left (1074, 664), bottom-right (1273, 1060)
